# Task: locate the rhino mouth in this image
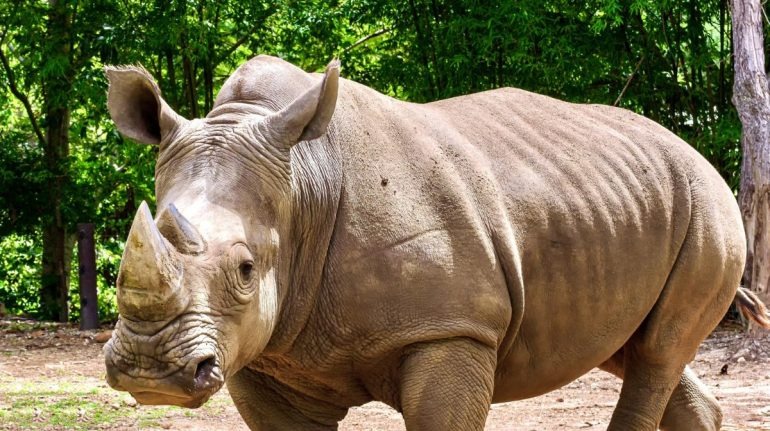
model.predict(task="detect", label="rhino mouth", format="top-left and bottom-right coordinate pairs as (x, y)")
top-left (130, 389), bottom-right (217, 409)
top-left (105, 343), bottom-right (225, 408)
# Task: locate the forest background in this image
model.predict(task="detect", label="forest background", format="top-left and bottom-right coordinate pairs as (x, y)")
top-left (0, 0), bottom-right (745, 321)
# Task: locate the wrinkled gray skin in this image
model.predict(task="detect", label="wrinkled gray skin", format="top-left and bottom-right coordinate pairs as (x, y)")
top-left (103, 55), bottom-right (746, 431)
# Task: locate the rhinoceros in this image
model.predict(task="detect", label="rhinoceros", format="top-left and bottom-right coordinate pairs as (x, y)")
top-left (103, 55), bottom-right (769, 431)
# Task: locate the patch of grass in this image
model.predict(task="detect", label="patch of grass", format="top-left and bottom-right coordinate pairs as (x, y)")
top-left (0, 378), bottom-right (184, 430)
top-left (1, 380), bottom-right (123, 430)
top-left (2, 320), bottom-right (58, 333)
top-left (135, 407), bottom-right (175, 428)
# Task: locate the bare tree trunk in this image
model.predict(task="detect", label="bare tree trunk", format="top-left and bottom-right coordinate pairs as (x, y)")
top-left (165, 50), bottom-right (177, 106)
top-left (719, 0), bottom-right (727, 111)
top-left (408, 0), bottom-right (437, 100)
top-left (732, 0), bottom-right (770, 304)
top-left (181, 33), bottom-right (198, 118)
top-left (40, 0), bottom-right (75, 322)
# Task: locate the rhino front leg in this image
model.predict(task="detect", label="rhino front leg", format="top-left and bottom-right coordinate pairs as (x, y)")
top-left (398, 337), bottom-right (497, 431)
top-left (227, 367), bottom-right (347, 431)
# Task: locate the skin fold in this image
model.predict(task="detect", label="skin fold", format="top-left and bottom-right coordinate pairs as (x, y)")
top-left (103, 55), bottom-right (747, 431)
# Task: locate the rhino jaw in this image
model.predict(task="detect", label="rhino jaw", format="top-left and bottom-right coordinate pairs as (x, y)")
top-left (117, 201), bottom-right (185, 321)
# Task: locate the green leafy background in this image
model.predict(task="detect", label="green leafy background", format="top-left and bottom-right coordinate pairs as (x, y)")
top-left (0, 0), bottom-right (747, 320)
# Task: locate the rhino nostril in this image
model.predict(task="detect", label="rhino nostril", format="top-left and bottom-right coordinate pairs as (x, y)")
top-left (194, 356), bottom-right (217, 382)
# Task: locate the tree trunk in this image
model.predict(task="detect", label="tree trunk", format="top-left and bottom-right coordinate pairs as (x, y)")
top-left (165, 50), bottom-right (177, 106)
top-left (408, 0), bottom-right (437, 100)
top-left (181, 42), bottom-right (198, 118)
top-left (731, 0), bottom-right (770, 305)
top-left (40, 0), bottom-right (75, 322)
top-left (719, 0), bottom-right (727, 111)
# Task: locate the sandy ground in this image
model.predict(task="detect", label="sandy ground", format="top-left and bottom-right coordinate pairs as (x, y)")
top-left (0, 319), bottom-right (768, 430)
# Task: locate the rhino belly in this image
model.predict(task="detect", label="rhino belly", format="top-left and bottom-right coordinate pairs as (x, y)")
top-left (491, 221), bottom-right (678, 402)
top-left (492, 292), bottom-right (653, 402)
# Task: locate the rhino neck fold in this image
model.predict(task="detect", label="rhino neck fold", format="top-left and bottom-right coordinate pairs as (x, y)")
top-left (262, 126), bottom-right (343, 354)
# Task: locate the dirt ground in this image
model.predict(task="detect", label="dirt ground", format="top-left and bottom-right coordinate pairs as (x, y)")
top-left (0, 319), bottom-right (768, 430)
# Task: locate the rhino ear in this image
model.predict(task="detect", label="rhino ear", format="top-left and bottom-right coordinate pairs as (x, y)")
top-left (266, 59), bottom-right (340, 146)
top-left (104, 65), bottom-right (187, 145)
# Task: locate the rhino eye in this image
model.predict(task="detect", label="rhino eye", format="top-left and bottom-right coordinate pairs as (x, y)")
top-left (239, 261), bottom-right (254, 283)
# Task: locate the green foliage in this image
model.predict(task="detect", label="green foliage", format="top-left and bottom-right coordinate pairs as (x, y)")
top-left (0, 0), bottom-right (751, 320)
top-left (0, 234), bottom-right (41, 315)
top-left (0, 129), bottom-right (47, 236)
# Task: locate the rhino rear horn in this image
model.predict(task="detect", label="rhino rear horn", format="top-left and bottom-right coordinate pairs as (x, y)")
top-left (117, 201), bottom-right (184, 320)
top-left (157, 203), bottom-right (206, 255)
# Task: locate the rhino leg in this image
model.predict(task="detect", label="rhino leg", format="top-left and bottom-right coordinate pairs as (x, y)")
top-left (227, 367), bottom-right (347, 431)
top-left (399, 337), bottom-right (496, 431)
top-left (600, 352), bottom-right (721, 430)
top-left (608, 180), bottom-right (742, 430)
top-left (659, 367), bottom-right (722, 431)
top-left (607, 356), bottom-right (684, 431)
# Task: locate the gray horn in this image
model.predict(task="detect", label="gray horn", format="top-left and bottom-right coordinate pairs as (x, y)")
top-left (156, 203), bottom-right (206, 255)
top-left (116, 201), bottom-right (184, 320)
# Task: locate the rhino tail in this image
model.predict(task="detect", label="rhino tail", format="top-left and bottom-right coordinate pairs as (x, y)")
top-left (735, 287), bottom-right (770, 329)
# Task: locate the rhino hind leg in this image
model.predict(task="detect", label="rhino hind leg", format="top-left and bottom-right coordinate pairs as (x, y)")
top-left (659, 367), bottom-right (722, 431)
top-left (398, 337), bottom-right (497, 431)
top-left (604, 189), bottom-right (743, 431)
top-left (599, 353), bottom-right (722, 430)
top-left (227, 367), bottom-right (347, 430)
top-left (606, 356), bottom-right (685, 431)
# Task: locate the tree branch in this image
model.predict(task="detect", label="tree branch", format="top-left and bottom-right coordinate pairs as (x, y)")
top-left (0, 42), bottom-right (46, 146)
top-left (343, 27), bottom-right (393, 54)
top-left (614, 55), bottom-right (645, 107)
top-left (193, 31), bottom-right (255, 88)
top-left (216, 32), bottom-right (252, 66)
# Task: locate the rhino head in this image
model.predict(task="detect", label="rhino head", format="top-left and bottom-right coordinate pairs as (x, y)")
top-left (102, 57), bottom-right (339, 408)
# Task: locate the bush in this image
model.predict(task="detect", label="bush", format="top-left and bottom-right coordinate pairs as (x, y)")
top-left (0, 234), bottom-right (41, 316)
top-left (0, 232), bottom-right (120, 322)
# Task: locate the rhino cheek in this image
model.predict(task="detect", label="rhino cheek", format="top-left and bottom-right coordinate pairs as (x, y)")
top-left (256, 267), bottom-right (279, 339)
top-left (253, 228), bottom-right (281, 335)
top-left (225, 268), bottom-right (279, 373)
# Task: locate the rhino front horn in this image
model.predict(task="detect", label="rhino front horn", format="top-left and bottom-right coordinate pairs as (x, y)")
top-left (116, 201), bottom-right (185, 320)
top-left (157, 203), bottom-right (206, 255)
